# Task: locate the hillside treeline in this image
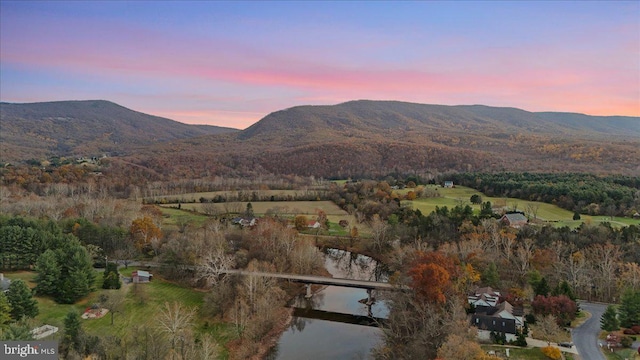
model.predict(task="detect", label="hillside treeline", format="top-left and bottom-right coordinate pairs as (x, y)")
top-left (449, 172), bottom-right (640, 217)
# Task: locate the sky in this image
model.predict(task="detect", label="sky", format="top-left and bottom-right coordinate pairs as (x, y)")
top-left (1, 1), bottom-right (638, 129)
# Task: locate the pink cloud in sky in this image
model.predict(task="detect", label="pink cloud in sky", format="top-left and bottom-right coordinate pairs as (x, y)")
top-left (1, 2), bottom-right (638, 129)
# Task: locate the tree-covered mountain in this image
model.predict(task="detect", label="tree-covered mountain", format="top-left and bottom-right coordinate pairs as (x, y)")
top-left (2, 99), bottom-right (638, 179)
top-left (0, 100), bottom-right (238, 161)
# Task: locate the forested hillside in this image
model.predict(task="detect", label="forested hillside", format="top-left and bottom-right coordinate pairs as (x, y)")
top-left (0, 100), bottom-right (238, 161)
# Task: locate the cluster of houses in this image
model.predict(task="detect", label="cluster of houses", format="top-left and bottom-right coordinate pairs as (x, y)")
top-left (468, 286), bottom-right (524, 342)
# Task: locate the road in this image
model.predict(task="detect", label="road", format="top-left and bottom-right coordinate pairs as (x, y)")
top-left (573, 302), bottom-right (607, 360)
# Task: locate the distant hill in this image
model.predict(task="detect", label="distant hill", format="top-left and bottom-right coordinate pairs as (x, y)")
top-left (0, 100), bottom-right (238, 161)
top-left (2, 99), bottom-right (638, 178)
top-left (239, 100), bottom-right (640, 143)
top-left (135, 100), bottom-right (639, 178)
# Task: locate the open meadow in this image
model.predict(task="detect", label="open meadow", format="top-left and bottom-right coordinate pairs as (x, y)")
top-left (403, 185), bottom-right (640, 228)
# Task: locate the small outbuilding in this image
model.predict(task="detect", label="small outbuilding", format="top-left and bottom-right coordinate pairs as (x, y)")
top-left (132, 270), bottom-right (152, 283)
top-left (500, 213), bottom-right (528, 228)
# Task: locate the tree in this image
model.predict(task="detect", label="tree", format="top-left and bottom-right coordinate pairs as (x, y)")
top-left (34, 249), bottom-right (60, 297)
top-left (600, 305), bottom-right (620, 331)
top-left (470, 194), bottom-right (482, 205)
top-left (408, 251), bottom-right (458, 304)
top-left (0, 293), bottom-right (12, 328)
top-left (62, 310), bottom-right (83, 355)
top-left (573, 211), bottom-right (581, 221)
top-left (619, 288), bottom-right (640, 328)
top-left (130, 216), bottom-right (162, 253)
top-left (6, 280), bottom-right (38, 321)
top-left (36, 239), bottom-right (95, 304)
top-left (102, 262), bottom-right (121, 289)
top-left (244, 203), bottom-right (254, 218)
top-left (101, 290), bottom-right (125, 326)
top-left (436, 333), bottom-right (486, 360)
top-left (530, 314), bottom-right (563, 345)
top-left (293, 215), bottom-right (308, 231)
top-left (534, 277), bottom-right (551, 297)
top-left (481, 262), bottom-right (500, 288)
top-left (531, 295), bottom-right (578, 326)
top-left (156, 301), bottom-right (195, 350)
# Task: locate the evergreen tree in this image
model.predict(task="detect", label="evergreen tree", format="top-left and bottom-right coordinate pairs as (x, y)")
top-left (601, 305), bottom-right (620, 331)
top-left (619, 289), bottom-right (640, 328)
top-left (62, 310), bottom-right (83, 354)
top-left (34, 249), bottom-right (61, 297)
top-left (0, 322), bottom-right (34, 340)
top-left (552, 280), bottom-right (577, 302)
top-left (244, 202), bottom-right (254, 218)
top-left (102, 263), bottom-right (121, 290)
top-left (482, 262), bottom-right (500, 288)
top-left (6, 280), bottom-right (38, 320)
top-left (534, 277), bottom-right (551, 297)
top-left (0, 292), bottom-right (12, 328)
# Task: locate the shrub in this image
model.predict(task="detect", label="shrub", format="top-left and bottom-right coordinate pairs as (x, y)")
top-left (621, 336), bottom-right (633, 348)
top-left (631, 325), bottom-right (640, 334)
top-left (623, 328), bottom-right (636, 335)
top-left (541, 346), bottom-right (562, 360)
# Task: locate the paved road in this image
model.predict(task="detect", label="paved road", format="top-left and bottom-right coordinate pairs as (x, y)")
top-left (573, 302), bottom-right (607, 360)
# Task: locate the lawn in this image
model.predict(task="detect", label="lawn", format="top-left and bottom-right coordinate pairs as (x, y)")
top-left (4, 269), bottom-right (236, 355)
top-left (604, 348), bottom-right (639, 360)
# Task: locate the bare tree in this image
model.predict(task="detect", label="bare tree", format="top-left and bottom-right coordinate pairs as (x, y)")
top-left (525, 203), bottom-right (541, 220)
top-left (198, 246), bottom-right (235, 287)
top-left (156, 302), bottom-right (196, 350)
top-left (101, 290), bottom-right (126, 326)
top-left (530, 314), bottom-right (564, 345)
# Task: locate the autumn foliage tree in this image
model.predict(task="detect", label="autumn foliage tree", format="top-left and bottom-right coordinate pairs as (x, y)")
top-left (531, 295), bottom-right (577, 326)
top-left (130, 216), bottom-right (162, 254)
top-left (408, 251), bottom-right (459, 304)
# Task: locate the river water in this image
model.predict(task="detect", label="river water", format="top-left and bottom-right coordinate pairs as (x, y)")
top-left (267, 249), bottom-right (389, 360)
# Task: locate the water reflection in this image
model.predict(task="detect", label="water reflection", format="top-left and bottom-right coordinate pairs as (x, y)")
top-left (267, 249), bottom-right (389, 360)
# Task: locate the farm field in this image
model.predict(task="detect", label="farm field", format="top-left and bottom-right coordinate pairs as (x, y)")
top-left (171, 200), bottom-right (347, 216)
top-left (159, 201), bottom-right (368, 235)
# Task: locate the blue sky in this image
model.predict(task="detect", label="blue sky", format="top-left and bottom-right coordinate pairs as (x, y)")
top-left (1, 1), bottom-right (638, 128)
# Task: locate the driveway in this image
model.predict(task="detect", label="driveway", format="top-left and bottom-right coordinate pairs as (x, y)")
top-left (573, 302), bottom-right (607, 360)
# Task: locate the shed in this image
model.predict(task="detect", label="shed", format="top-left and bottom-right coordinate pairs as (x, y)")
top-left (132, 270), bottom-right (152, 283)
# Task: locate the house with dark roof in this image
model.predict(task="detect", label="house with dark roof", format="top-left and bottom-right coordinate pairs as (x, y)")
top-left (471, 314), bottom-right (517, 342)
top-left (500, 213), bottom-right (528, 228)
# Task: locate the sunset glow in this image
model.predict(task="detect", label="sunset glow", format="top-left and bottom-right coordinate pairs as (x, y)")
top-left (1, 1), bottom-right (638, 129)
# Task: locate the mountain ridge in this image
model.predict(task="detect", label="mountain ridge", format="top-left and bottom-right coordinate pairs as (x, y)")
top-left (0, 100), bottom-right (238, 161)
top-left (1, 99), bottom-right (638, 177)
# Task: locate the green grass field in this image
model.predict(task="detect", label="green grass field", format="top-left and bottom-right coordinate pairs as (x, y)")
top-left (3, 269), bottom-right (235, 355)
top-left (172, 200), bottom-right (348, 216)
top-left (404, 185), bottom-right (640, 228)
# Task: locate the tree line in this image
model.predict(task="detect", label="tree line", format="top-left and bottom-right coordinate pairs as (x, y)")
top-left (448, 172), bottom-right (640, 217)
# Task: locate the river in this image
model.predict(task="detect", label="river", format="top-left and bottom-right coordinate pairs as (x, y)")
top-left (266, 249), bottom-right (389, 360)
